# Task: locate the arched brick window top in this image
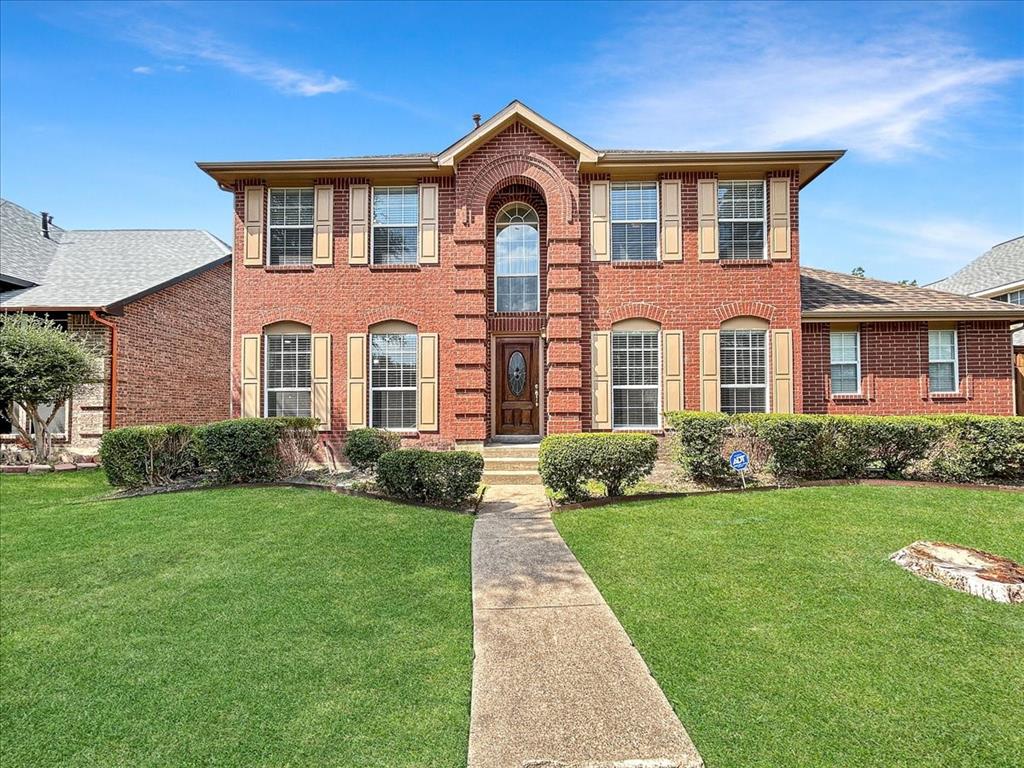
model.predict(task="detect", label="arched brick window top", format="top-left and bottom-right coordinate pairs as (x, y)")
top-left (459, 153), bottom-right (577, 231)
top-left (714, 301), bottom-right (777, 324)
top-left (262, 320), bottom-right (311, 334)
top-left (368, 319), bottom-right (417, 334)
top-left (720, 315), bottom-right (770, 331)
top-left (602, 301), bottom-right (669, 328)
top-left (361, 305), bottom-right (424, 330)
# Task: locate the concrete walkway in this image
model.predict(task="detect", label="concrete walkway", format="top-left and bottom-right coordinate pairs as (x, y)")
top-left (469, 485), bottom-right (703, 768)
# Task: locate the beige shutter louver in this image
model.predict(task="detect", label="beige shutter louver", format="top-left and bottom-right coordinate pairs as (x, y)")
top-left (590, 180), bottom-right (610, 261)
top-left (662, 330), bottom-right (684, 413)
top-left (311, 333), bottom-right (332, 431)
top-left (417, 333), bottom-right (439, 431)
top-left (592, 331), bottom-right (612, 429)
top-left (240, 334), bottom-right (261, 417)
top-left (313, 185), bottom-right (334, 265)
top-left (697, 179), bottom-right (719, 261)
top-left (699, 330), bottom-right (720, 411)
top-left (346, 334), bottom-right (367, 429)
top-left (769, 177), bottom-right (791, 261)
top-left (243, 186), bottom-right (264, 266)
top-left (418, 183), bottom-right (439, 264)
top-left (349, 184), bottom-right (369, 265)
top-left (660, 180), bottom-right (682, 262)
top-left (771, 329), bottom-right (794, 413)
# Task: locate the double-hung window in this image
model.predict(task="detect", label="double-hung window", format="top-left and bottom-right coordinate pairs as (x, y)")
top-left (718, 181), bottom-right (766, 259)
top-left (611, 331), bottom-right (660, 428)
top-left (720, 330), bottom-right (768, 413)
top-left (370, 333), bottom-right (418, 430)
top-left (830, 330), bottom-right (861, 395)
top-left (268, 188), bottom-right (315, 265)
top-left (372, 186), bottom-right (418, 265)
top-left (928, 329), bottom-right (958, 393)
top-left (265, 333), bottom-right (312, 416)
top-left (610, 182), bottom-right (658, 261)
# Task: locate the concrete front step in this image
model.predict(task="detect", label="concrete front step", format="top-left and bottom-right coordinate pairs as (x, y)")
top-left (483, 456), bottom-right (539, 472)
top-left (480, 445), bottom-right (541, 459)
top-left (482, 469), bottom-right (544, 486)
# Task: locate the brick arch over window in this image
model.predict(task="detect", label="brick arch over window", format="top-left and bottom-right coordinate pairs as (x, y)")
top-left (262, 319), bottom-right (312, 334)
top-left (599, 301), bottom-right (669, 329)
top-left (714, 301), bottom-right (777, 324)
top-left (360, 305), bottom-right (425, 329)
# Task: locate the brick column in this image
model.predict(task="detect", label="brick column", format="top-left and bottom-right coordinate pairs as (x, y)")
top-left (546, 240), bottom-right (583, 432)
top-left (453, 238), bottom-right (489, 440)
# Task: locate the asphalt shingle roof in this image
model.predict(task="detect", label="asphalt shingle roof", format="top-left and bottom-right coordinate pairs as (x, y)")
top-left (1, 199), bottom-right (230, 310)
top-left (926, 236), bottom-right (1024, 296)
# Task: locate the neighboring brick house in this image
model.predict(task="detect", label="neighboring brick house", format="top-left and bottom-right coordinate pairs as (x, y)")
top-left (1, 199), bottom-right (232, 451)
top-left (197, 101), bottom-right (1024, 447)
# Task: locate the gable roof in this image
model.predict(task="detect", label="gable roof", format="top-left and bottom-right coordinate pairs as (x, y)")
top-left (1, 199), bottom-right (231, 312)
top-left (925, 236), bottom-right (1024, 297)
top-left (801, 266), bottom-right (1024, 321)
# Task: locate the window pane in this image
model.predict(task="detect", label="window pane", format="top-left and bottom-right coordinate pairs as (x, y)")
top-left (372, 225), bottom-right (418, 264)
top-left (267, 390), bottom-right (311, 417)
top-left (611, 182), bottom-right (658, 221)
top-left (269, 188), bottom-right (314, 227)
top-left (372, 187), bottom-right (418, 226)
top-left (611, 331), bottom-right (659, 427)
top-left (831, 363), bottom-right (859, 394)
top-left (496, 276), bottom-right (539, 312)
top-left (370, 333), bottom-right (418, 430)
top-left (720, 330), bottom-right (768, 414)
top-left (718, 181), bottom-right (765, 259)
top-left (929, 362), bottom-right (957, 393)
top-left (496, 223), bottom-right (540, 276)
top-left (265, 334), bottom-right (312, 416)
top-left (610, 183), bottom-right (658, 262)
top-left (611, 222), bottom-right (658, 261)
top-left (269, 228), bottom-right (314, 265)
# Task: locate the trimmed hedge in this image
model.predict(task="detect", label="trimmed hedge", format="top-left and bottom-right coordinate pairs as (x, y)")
top-left (539, 433), bottom-right (658, 501)
top-left (343, 428), bottom-right (401, 471)
top-left (376, 449), bottom-right (483, 507)
top-left (929, 415), bottom-right (1024, 483)
top-left (194, 417), bottom-right (319, 483)
top-left (99, 424), bottom-right (198, 489)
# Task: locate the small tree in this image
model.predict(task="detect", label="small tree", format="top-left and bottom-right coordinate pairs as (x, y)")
top-left (0, 314), bottom-right (100, 462)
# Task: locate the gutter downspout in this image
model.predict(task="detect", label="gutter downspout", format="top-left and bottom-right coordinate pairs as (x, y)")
top-left (89, 310), bottom-right (119, 430)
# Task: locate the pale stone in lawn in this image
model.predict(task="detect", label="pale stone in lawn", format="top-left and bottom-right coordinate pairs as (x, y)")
top-left (890, 541), bottom-right (1024, 604)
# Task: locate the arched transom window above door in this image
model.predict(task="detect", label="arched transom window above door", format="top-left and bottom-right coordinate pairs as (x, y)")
top-left (495, 203), bottom-right (540, 313)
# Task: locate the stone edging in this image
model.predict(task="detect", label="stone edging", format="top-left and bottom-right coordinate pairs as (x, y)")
top-left (1, 462), bottom-right (100, 474)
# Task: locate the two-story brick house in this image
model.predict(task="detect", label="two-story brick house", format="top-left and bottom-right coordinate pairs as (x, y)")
top-left (198, 102), bottom-right (1023, 446)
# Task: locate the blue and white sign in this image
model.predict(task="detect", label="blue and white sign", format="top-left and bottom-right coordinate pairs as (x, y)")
top-left (729, 450), bottom-right (750, 472)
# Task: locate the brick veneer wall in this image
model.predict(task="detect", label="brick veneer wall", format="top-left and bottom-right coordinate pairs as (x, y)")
top-left (802, 320), bottom-right (1017, 415)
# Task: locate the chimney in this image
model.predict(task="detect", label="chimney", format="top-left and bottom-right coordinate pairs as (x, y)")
top-left (472, 113), bottom-right (481, 129)
top-left (41, 212), bottom-right (52, 239)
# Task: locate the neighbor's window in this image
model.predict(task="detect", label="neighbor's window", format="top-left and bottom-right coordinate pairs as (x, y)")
top-left (495, 203), bottom-right (540, 312)
top-left (268, 188), bottom-right (315, 266)
top-left (928, 329), bottom-right (958, 394)
top-left (372, 186), bottom-right (418, 265)
top-left (830, 330), bottom-right (861, 395)
top-left (265, 333), bottom-right (312, 417)
top-left (370, 333), bottom-right (417, 430)
top-left (612, 331), bottom-right (660, 428)
top-left (718, 181), bottom-right (766, 259)
top-left (610, 182), bottom-right (658, 262)
top-left (720, 330), bottom-right (768, 413)
top-left (995, 289), bottom-right (1024, 305)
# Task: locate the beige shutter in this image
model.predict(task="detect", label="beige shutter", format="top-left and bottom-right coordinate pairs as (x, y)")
top-left (349, 184), bottom-right (369, 265)
top-left (661, 180), bottom-right (682, 261)
top-left (418, 183), bottom-right (439, 264)
top-left (592, 331), bottom-right (612, 429)
top-left (417, 333), bottom-right (439, 431)
top-left (313, 185), bottom-right (334, 265)
top-left (769, 177), bottom-right (791, 261)
top-left (697, 179), bottom-right (719, 261)
top-left (243, 186), bottom-right (264, 266)
top-left (240, 334), bottom-right (261, 417)
top-left (346, 334), bottom-right (367, 429)
top-left (662, 330), bottom-right (684, 413)
top-left (311, 333), bottom-right (331, 431)
top-left (699, 330), bottom-right (720, 411)
top-left (590, 180), bottom-right (610, 261)
top-left (771, 329), bottom-right (794, 413)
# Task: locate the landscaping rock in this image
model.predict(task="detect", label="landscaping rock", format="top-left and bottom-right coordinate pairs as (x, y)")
top-left (1, 465), bottom-right (29, 474)
top-left (54, 463), bottom-right (77, 472)
top-left (27, 464), bottom-right (53, 473)
top-left (891, 541), bottom-right (1024, 604)
top-left (75, 462), bottom-right (99, 470)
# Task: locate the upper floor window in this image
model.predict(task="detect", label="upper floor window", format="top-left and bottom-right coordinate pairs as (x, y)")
top-left (995, 289), bottom-right (1024, 305)
top-left (720, 329), bottom-right (768, 413)
top-left (265, 333), bottom-right (312, 416)
top-left (268, 188), bottom-right (315, 266)
top-left (830, 330), bottom-right (861, 395)
top-left (372, 186), bottom-right (418, 265)
top-left (495, 203), bottom-right (540, 312)
top-left (928, 329), bottom-right (958, 394)
top-left (611, 330), bottom-right (660, 428)
top-left (370, 332), bottom-right (418, 430)
top-left (718, 181), bottom-right (765, 259)
top-left (610, 182), bottom-right (658, 262)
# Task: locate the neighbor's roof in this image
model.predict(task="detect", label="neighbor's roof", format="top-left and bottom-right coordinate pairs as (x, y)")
top-left (800, 266), bottom-right (1024, 321)
top-left (1, 199), bottom-right (230, 312)
top-left (925, 236), bottom-right (1024, 297)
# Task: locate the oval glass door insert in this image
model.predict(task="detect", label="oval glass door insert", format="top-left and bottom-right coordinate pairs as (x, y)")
top-left (507, 351), bottom-right (527, 396)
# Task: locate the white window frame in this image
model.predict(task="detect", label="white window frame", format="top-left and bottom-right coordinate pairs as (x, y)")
top-left (719, 329), bottom-right (770, 414)
top-left (717, 180), bottom-right (767, 260)
top-left (266, 187), bottom-right (315, 266)
top-left (996, 289), bottom-right (1024, 305)
top-left (611, 330), bottom-right (662, 430)
top-left (263, 333), bottom-right (313, 418)
top-left (610, 181), bottom-right (660, 262)
top-left (829, 330), bottom-right (861, 395)
top-left (369, 332), bottom-right (419, 432)
top-left (494, 202), bottom-right (541, 313)
top-left (370, 186), bottom-right (420, 266)
top-left (928, 329), bottom-right (959, 394)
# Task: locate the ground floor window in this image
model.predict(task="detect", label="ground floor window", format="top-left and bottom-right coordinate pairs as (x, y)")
top-left (720, 330), bottom-right (768, 413)
top-left (370, 333), bottom-right (417, 430)
top-left (928, 329), bottom-right (958, 393)
top-left (612, 331), bottom-right (660, 428)
top-left (1, 401), bottom-right (67, 437)
top-left (265, 333), bottom-right (312, 417)
top-left (830, 330), bottom-right (861, 394)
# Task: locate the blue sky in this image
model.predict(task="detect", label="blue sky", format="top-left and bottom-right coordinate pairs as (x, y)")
top-left (1, 0), bottom-right (1021, 283)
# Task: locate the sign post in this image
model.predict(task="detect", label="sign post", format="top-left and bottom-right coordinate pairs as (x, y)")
top-left (729, 450), bottom-right (750, 488)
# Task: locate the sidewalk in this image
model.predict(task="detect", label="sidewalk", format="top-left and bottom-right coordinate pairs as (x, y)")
top-left (468, 485), bottom-right (703, 768)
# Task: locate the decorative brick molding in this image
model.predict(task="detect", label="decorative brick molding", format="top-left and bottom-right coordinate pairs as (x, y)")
top-left (714, 300), bottom-right (778, 323)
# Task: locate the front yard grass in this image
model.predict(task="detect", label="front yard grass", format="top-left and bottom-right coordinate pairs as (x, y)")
top-left (554, 485), bottom-right (1023, 768)
top-left (0, 471), bottom-right (473, 767)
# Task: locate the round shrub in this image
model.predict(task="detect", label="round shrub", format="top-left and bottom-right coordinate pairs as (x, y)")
top-left (666, 411), bottom-right (731, 485)
top-left (193, 417), bottom-right (318, 484)
top-left (343, 428), bottom-right (401, 471)
top-left (99, 424), bottom-right (197, 489)
top-left (539, 432), bottom-right (658, 501)
top-left (376, 449), bottom-right (483, 507)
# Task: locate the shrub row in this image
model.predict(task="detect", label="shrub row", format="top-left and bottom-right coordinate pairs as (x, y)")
top-left (342, 428), bottom-right (401, 470)
top-left (100, 417), bottom-right (319, 488)
top-left (539, 433), bottom-right (658, 501)
top-left (376, 449), bottom-right (483, 507)
top-left (667, 411), bottom-right (1024, 485)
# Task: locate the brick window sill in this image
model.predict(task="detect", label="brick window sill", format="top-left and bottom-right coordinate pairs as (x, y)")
top-left (368, 263), bottom-right (421, 272)
top-left (264, 265), bottom-right (314, 273)
top-left (718, 258), bottom-right (772, 267)
top-left (830, 394), bottom-right (869, 402)
top-left (610, 260), bottom-right (662, 269)
top-left (928, 393), bottom-right (968, 401)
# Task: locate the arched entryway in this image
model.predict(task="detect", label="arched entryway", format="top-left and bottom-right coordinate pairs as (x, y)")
top-left (494, 202), bottom-right (540, 313)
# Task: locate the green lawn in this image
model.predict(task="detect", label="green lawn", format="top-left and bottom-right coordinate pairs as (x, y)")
top-left (0, 471), bottom-right (473, 768)
top-left (555, 486), bottom-right (1024, 768)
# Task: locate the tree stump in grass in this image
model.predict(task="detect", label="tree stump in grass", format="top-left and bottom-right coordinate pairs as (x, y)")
top-left (890, 541), bottom-right (1024, 604)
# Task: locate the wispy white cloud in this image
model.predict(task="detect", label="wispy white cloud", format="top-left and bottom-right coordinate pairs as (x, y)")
top-left (131, 65), bottom-right (153, 75)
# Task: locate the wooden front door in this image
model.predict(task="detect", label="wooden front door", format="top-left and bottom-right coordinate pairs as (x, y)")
top-left (1015, 349), bottom-right (1024, 416)
top-left (496, 337), bottom-right (540, 435)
